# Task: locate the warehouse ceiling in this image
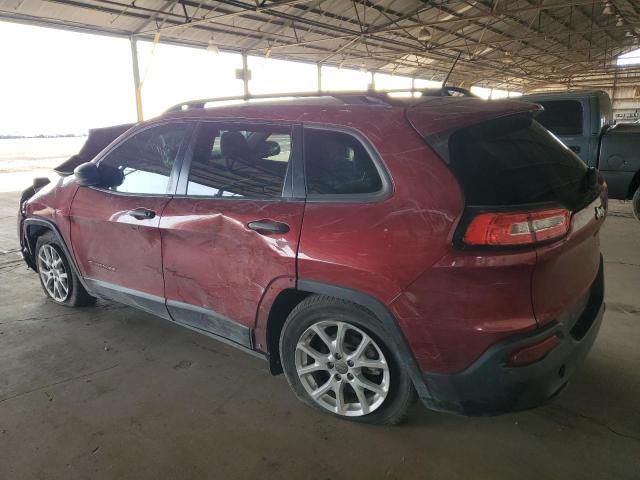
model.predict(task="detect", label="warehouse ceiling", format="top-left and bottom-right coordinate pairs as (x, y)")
top-left (1, 0), bottom-right (640, 90)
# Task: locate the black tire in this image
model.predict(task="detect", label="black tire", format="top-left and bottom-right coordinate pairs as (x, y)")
top-left (632, 187), bottom-right (640, 222)
top-left (34, 231), bottom-right (96, 307)
top-left (279, 295), bottom-right (416, 425)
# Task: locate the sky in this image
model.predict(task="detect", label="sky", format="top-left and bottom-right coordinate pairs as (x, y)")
top-left (617, 48), bottom-right (640, 66)
top-left (0, 21), bottom-right (136, 136)
top-left (1, 20), bottom-right (523, 136)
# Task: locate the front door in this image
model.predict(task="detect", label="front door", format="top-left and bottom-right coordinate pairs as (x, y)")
top-left (70, 122), bottom-right (191, 318)
top-left (160, 121), bottom-right (304, 347)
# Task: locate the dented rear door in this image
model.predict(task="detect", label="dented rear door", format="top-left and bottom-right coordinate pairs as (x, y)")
top-left (159, 121), bottom-right (304, 348)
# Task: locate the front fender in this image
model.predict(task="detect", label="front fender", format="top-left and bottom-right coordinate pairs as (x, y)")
top-left (22, 217), bottom-right (92, 294)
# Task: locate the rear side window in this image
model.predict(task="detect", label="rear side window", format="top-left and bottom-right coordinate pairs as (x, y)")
top-left (99, 123), bottom-right (187, 195)
top-left (448, 114), bottom-right (588, 210)
top-left (186, 123), bottom-right (291, 198)
top-left (304, 129), bottom-right (382, 196)
top-left (535, 100), bottom-right (583, 135)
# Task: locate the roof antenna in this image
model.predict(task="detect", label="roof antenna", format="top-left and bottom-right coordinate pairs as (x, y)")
top-left (442, 52), bottom-right (461, 87)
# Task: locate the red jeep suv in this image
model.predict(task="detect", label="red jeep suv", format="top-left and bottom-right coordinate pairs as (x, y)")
top-left (18, 92), bottom-right (606, 424)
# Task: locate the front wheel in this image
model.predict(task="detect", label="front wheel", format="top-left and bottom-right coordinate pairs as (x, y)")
top-left (280, 295), bottom-right (415, 425)
top-left (35, 231), bottom-right (95, 307)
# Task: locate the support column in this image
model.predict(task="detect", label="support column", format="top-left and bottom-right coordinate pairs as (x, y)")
top-left (317, 63), bottom-right (322, 92)
top-left (129, 37), bottom-right (144, 122)
top-left (611, 69), bottom-right (618, 122)
top-left (242, 53), bottom-right (250, 99)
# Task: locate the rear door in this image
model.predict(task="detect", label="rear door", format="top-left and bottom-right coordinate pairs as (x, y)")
top-left (70, 122), bottom-right (191, 318)
top-left (159, 121), bottom-right (304, 348)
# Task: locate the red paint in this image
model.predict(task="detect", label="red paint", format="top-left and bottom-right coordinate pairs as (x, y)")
top-left (532, 195), bottom-right (606, 326)
top-left (254, 276), bottom-right (297, 352)
top-left (159, 198), bottom-right (304, 328)
top-left (69, 187), bottom-right (169, 298)
top-left (389, 249), bottom-right (538, 373)
top-left (21, 96), bottom-right (606, 379)
top-left (23, 176), bottom-right (79, 259)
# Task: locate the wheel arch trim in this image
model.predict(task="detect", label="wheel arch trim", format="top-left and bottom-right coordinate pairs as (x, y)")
top-left (23, 217), bottom-right (93, 294)
top-left (296, 279), bottom-right (431, 401)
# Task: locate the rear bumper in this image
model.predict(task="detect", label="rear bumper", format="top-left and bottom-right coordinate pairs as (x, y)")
top-left (419, 257), bottom-right (605, 416)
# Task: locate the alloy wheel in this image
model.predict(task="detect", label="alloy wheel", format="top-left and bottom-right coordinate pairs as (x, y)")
top-left (38, 244), bottom-right (69, 302)
top-left (294, 320), bottom-right (390, 416)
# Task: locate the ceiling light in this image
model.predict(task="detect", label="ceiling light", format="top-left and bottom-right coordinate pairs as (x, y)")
top-left (616, 18), bottom-right (624, 27)
top-left (626, 31), bottom-right (633, 37)
top-left (603, 3), bottom-right (613, 15)
top-left (417, 27), bottom-right (432, 41)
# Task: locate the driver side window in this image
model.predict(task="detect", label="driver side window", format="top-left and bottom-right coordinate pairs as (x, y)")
top-left (99, 123), bottom-right (188, 195)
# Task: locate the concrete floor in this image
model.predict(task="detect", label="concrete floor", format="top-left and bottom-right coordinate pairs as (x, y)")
top-left (0, 191), bottom-right (638, 480)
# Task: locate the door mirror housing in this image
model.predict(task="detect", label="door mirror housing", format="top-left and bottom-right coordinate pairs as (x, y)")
top-left (73, 162), bottom-right (101, 187)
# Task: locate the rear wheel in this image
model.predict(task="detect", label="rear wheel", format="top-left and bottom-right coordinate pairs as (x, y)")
top-left (280, 295), bottom-right (415, 425)
top-left (632, 187), bottom-right (640, 221)
top-left (35, 231), bottom-right (95, 307)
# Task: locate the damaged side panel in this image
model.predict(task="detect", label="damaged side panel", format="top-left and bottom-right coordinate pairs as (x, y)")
top-left (160, 198), bottom-right (305, 342)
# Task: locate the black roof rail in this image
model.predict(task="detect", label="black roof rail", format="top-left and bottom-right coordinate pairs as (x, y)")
top-left (164, 87), bottom-right (476, 113)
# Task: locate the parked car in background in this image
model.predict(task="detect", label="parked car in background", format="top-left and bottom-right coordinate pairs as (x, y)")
top-left (522, 90), bottom-right (640, 219)
top-left (18, 92), bottom-right (606, 424)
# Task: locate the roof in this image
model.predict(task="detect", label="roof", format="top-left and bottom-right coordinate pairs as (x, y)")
top-left (162, 88), bottom-right (476, 113)
top-left (522, 90), bottom-right (609, 99)
top-left (160, 95), bottom-right (404, 125)
top-left (607, 122), bottom-right (640, 135)
top-left (166, 95), bottom-right (391, 112)
top-left (157, 94), bottom-right (538, 135)
top-left (2, 0), bottom-right (640, 91)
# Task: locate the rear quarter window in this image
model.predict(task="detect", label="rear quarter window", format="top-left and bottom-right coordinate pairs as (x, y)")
top-left (303, 129), bottom-right (383, 196)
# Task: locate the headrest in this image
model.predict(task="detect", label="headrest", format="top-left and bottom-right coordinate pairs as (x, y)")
top-left (220, 131), bottom-right (250, 159)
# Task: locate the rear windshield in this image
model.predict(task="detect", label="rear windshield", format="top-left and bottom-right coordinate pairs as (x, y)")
top-left (534, 100), bottom-right (583, 135)
top-left (448, 114), bottom-right (589, 210)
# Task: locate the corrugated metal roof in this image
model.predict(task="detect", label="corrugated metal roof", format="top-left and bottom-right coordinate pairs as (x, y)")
top-left (1, 0), bottom-right (639, 90)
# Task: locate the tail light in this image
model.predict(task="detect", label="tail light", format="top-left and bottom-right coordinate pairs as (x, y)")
top-left (463, 208), bottom-right (570, 247)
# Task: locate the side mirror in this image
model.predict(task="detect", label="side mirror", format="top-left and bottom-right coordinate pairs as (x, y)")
top-left (73, 162), bottom-right (101, 187)
top-left (257, 140), bottom-right (281, 158)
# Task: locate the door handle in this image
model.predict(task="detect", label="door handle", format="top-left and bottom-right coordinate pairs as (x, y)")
top-left (247, 221), bottom-right (290, 235)
top-left (127, 208), bottom-right (156, 220)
